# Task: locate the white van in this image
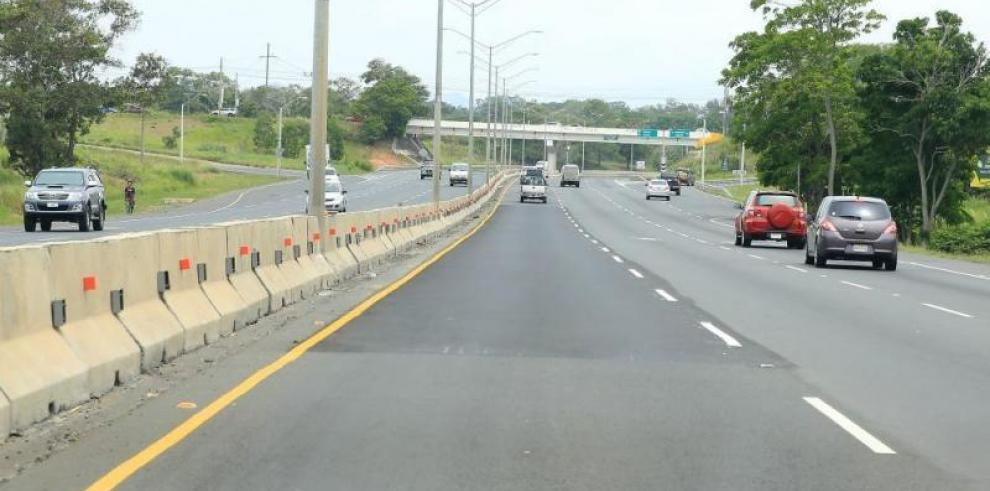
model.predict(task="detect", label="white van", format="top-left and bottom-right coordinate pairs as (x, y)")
top-left (560, 164), bottom-right (580, 187)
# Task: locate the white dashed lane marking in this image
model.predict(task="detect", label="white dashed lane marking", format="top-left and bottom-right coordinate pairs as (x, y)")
top-left (803, 397), bottom-right (896, 455)
top-left (628, 269), bottom-right (644, 279)
top-left (655, 289), bottom-right (678, 302)
top-left (921, 303), bottom-right (974, 319)
top-left (699, 322), bottom-right (742, 348)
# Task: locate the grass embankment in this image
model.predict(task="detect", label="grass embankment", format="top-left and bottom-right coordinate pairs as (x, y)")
top-left (82, 112), bottom-right (376, 174)
top-left (0, 146), bottom-right (279, 225)
top-left (670, 137), bottom-right (759, 181)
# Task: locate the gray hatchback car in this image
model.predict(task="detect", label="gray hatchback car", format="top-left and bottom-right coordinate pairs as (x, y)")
top-left (806, 196), bottom-right (897, 270)
top-left (23, 167), bottom-right (107, 232)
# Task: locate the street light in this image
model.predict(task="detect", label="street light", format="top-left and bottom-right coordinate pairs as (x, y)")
top-left (698, 114), bottom-right (708, 188)
top-left (501, 67), bottom-right (537, 166)
top-left (431, 0), bottom-right (444, 208)
top-left (508, 79), bottom-right (535, 166)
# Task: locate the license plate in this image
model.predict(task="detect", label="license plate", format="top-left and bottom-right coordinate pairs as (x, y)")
top-left (46, 202), bottom-right (59, 208)
top-left (851, 244), bottom-right (872, 254)
top-left (769, 232), bottom-right (784, 240)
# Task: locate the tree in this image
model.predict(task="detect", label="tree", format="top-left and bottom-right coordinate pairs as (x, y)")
top-left (0, 0), bottom-right (138, 175)
top-left (857, 11), bottom-right (990, 242)
top-left (353, 59), bottom-right (428, 142)
top-left (723, 0), bottom-right (883, 196)
top-left (328, 117), bottom-right (346, 161)
top-left (253, 112), bottom-right (277, 151)
top-left (123, 53), bottom-right (170, 163)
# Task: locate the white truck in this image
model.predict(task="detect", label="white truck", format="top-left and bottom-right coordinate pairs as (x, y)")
top-left (449, 163), bottom-right (469, 186)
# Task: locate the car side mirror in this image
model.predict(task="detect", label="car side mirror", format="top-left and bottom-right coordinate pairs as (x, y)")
top-left (342, 190), bottom-right (348, 194)
top-left (304, 189), bottom-right (309, 194)
top-left (24, 180), bottom-right (32, 187)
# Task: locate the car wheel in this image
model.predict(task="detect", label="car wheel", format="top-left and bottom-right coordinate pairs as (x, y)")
top-left (885, 255), bottom-right (898, 271)
top-left (646, 196), bottom-right (651, 200)
top-left (786, 239), bottom-right (801, 249)
top-left (78, 206), bottom-right (91, 232)
top-left (665, 196), bottom-right (671, 201)
top-left (814, 242), bottom-right (827, 268)
top-left (520, 197), bottom-right (525, 203)
top-left (735, 232), bottom-right (742, 246)
top-left (542, 197), bottom-right (548, 203)
top-left (576, 182), bottom-right (580, 188)
top-left (24, 216), bottom-right (37, 232)
top-left (92, 205), bottom-right (105, 231)
top-left (872, 259), bottom-right (883, 270)
top-left (805, 244), bottom-right (814, 265)
top-left (40, 220), bottom-right (52, 232)
top-left (742, 232), bottom-right (752, 248)
top-left (676, 190), bottom-right (681, 196)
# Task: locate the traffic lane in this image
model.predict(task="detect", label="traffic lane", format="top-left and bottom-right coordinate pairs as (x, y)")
top-left (346, 170), bottom-right (489, 211)
top-left (592, 178), bottom-right (990, 319)
top-left (118, 186), bottom-right (954, 490)
top-left (556, 180), bottom-right (990, 482)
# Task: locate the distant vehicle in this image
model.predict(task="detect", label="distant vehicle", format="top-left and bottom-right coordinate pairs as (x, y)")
top-left (524, 168), bottom-right (544, 179)
top-left (305, 144), bottom-right (333, 179)
top-left (522, 163), bottom-right (539, 175)
top-left (660, 174), bottom-right (681, 196)
top-left (23, 167), bottom-right (106, 232)
top-left (210, 108), bottom-right (238, 117)
top-left (420, 159), bottom-right (437, 179)
top-left (520, 174), bottom-right (548, 203)
top-left (324, 170), bottom-right (341, 187)
top-left (735, 191), bottom-right (806, 249)
top-left (560, 164), bottom-right (581, 187)
top-left (449, 163), bottom-right (469, 186)
top-left (676, 168), bottom-right (695, 186)
top-left (304, 180), bottom-right (348, 213)
top-left (806, 196), bottom-right (897, 271)
top-left (645, 179), bottom-right (672, 201)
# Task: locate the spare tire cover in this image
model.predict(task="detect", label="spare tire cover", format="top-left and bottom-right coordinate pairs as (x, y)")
top-left (768, 202), bottom-right (796, 229)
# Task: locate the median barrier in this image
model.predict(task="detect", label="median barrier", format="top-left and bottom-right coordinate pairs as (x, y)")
top-left (249, 219), bottom-right (294, 311)
top-left (323, 218), bottom-right (357, 280)
top-left (0, 246), bottom-right (89, 433)
top-left (301, 216), bottom-right (336, 289)
top-left (0, 394), bottom-right (8, 442)
top-left (270, 218), bottom-right (310, 301)
top-left (338, 212), bottom-right (371, 271)
top-left (196, 226), bottom-right (252, 334)
top-left (158, 228), bottom-right (223, 350)
top-left (371, 209), bottom-right (397, 258)
top-left (221, 221), bottom-right (272, 320)
top-left (107, 233), bottom-right (186, 370)
top-left (47, 240), bottom-right (141, 396)
top-left (291, 216), bottom-right (330, 290)
top-left (351, 212), bottom-right (385, 265)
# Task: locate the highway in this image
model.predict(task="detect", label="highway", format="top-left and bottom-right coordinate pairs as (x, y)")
top-left (0, 168), bottom-right (487, 247)
top-left (4, 178), bottom-right (990, 490)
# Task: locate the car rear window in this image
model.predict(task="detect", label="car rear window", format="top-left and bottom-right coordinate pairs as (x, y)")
top-left (649, 180), bottom-right (666, 186)
top-left (35, 171), bottom-right (85, 186)
top-left (521, 176), bottom-right (545, 186)
top-left (755, 194), bottom-right (798, 206)
top-left (452, 164), bottom-right (469, 171)
top-left (828, 201), bottom-right (891, 220)
top-left (325, 182), bottom-right (342, 193)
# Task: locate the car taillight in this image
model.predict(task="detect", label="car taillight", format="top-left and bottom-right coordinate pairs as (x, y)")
top-left (820, 219), bottom-right (837, 232)
top-left (883, 222), bottom-right (897, 236)
top-left (746, 209), bottom-right (756, 217)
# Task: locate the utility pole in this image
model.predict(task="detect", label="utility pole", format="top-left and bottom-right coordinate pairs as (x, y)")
top-left (261, 43), bottom-right (278, 88)
top-left (508, 100), bottom-right (513, 165)
top-left (486, 46), bottom-right (493, 184)
top-left (179, 103), bottom-right (185, 165)
top-left (467, 3), bottom-right (476, 192)
top-left (218, 57), bottom-right (225, 112)
top-left (277, 107), bottom-right (284, 178)
top-left (701, 116), bottom-right (708, 188)
top-left (739, 122), bottom-right (746, 185)
top-left (521, 106), bottom-right (526, 166)
top-left (308, 0), bottom-right (329, 227)
top-left (432, 0), bottom-right (444, 208)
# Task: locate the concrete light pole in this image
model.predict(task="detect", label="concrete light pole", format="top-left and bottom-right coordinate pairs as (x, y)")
top-left (432, 0), bottom-right (444, 208)
top-left (308, 0), bottom-right (329, 227)
top-left (700, 116), bottom-right (707, 188)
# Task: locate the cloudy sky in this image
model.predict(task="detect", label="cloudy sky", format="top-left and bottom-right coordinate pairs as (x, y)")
top-left (113, 0), bottom-right (990, 107)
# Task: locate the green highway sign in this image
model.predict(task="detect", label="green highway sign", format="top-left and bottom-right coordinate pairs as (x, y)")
top-left (670, 129), bottom-right (691, 138)
top-left (638, 128), bottom-right (659, 138)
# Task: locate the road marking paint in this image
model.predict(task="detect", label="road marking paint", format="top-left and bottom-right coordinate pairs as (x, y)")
top-left (612, 255), bottom-right (624, 264)
top-left (628, 268), bottom-right (644, 278)
top-left (921, 303), bottom-right (974, 319)
top-left (841, 280), bottom-right (873, 291)
top-left (709, 218), bottom-right (734, 229)
top-left (591, 239), bottom-right (599, 245)
top-left (747, 254), bottom-right (765, 260)
top-left (637, 237), bottom-right (661, 242)
top-left (83, 177), bottom-right (512, 491)
top-left (719, 246), bottom-right (732, 251)
top-left (655, 289), bottom-right (678, 302)
top-left (786, 265), bottom-right (808, 273)
top-left (601, 247), bottom-right (610, 253)
top-left (905, 261), bottom-right (989, 281)
top-left (699, 321), bottom-right (742, 348)
top-left (803, 397), bottom-right (896, 455)
top-left (695, 239), bottom-right (710, 245)
top-left (578, 228), bottom-right (584, 233)
top-left (892, 293), bottom-right (901, 297)
top-left (583, 233), bottom-right (590, 239)
top-left (820, 274), bottom-right (829, 278)
top-left (678, 233), bottom-right (690, 238)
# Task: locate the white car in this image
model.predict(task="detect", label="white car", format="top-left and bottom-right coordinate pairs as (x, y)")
top-left (449, 163), bottom-right (469, 186)
top-left (325, 167), bottom-right (340, 185)
top-left (520, 174), bottom-right (548, 203)
top-left (645, 179), bottom-right (672, 201)
top-left (304, 179), bottom-right (348, 213)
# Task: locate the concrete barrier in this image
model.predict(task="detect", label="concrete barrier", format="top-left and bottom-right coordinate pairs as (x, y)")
top-left (324, 217), bottom-right (359, 279)
top-left (269, 218), bottom-right (308, 302)
top-left (249, 219), bottom-right (294, 311)
top-left (158, 229), bottom-right (223, 350)
top-left (221, 221), bottom-right (272, 319)
top-left (196, 226), bottom-right (252, 334)
top-left (0, 246), bottom-right (89, 432)
top-left (107, 233), bottom-right (186, 371)
top-left (300, 216), bottom-right (336, 289)
top-left (0, 393), bottom-right (8, 442)
top-left (337, 213), bottom-right (371, 272)
top-left (47, 240), bottom-right (141, 396)
top-left (286, 216), bottom-right (323, 295)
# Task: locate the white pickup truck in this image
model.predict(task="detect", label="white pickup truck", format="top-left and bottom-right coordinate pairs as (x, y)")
top-left (449, 163), bottom-right (469, 187)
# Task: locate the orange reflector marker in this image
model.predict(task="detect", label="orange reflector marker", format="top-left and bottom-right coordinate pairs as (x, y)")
top-left (284, 238), bottom-right (293, 247)
top-left (312, 233), bottom-right (321, 241)
top-left (239, 245), bottom-right (250, 256)
top-left (329, 228), bottom-right (337, 236)
top-left (179, 258), bottom-right (191, 271)
top-left (350, 226), bottom-right (357, 234)
top-left (83, 276), bottom-right (97, 292)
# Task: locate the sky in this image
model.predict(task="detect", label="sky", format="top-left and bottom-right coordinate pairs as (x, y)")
top-left (112, 0), bottom-right (990, 108)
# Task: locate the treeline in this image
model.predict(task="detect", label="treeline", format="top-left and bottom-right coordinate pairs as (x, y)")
top-left (722, 0), bottom-right (990, 244)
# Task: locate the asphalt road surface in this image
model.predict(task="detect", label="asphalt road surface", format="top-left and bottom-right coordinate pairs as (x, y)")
top-left (0, 169), bottom-right (487, 247)
top-left (5, 178), bottom-right (990, 490)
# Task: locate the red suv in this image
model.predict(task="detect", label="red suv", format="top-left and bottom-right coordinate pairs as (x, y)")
top-left (734, 190), bottom-right (807, 249)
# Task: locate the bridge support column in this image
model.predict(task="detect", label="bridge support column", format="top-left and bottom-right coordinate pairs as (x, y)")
top-left (546, 140), bottom-right (558, 176)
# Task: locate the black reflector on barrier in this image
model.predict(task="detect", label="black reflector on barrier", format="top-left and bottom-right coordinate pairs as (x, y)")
top-left (110, 290), bottom-right (124, 315)
top-left (225, 257), bottom-right (236, 277)
top-left (157, 271), bottom-right (170, 294)
top-left (197, 263), bottom-right (208, 284)
top-left (293, 244), bottom-right (301, 260)
top-left (275, 250), bottom-right (283, 265)
top-left (251, 251), bottom-right (261, 270)
top-left (51, 299), bottom-right (66, 329)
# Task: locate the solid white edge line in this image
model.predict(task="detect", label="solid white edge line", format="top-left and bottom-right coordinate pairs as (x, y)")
top-left (699, 321), bottom-right (742, 348)
top-left (803, 397), bottom-right (896, 455)
top-left (921, 303), bottom-right (974, 319)
top-left (747, 254), bottom-right (765, 260)
top-left (786, 265), bottom-right (808, 273)
top-left (841, 280), bottom-right (873, 291)
top-left (601, 247), bottom-right (610, 253)
top-left (628, 268), bottom-right (643, 278)
top-left (654, 289), bottom-right (678, 302)
top-left (906, 261), bottom-right (990, 281)
top-left (612, 255), bottom-right (624, 264)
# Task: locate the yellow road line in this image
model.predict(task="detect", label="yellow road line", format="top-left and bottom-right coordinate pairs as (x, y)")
top-left (85, 183), bottom-right (510, 491)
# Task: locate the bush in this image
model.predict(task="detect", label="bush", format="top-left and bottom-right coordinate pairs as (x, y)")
top-left (197, 143), bottom-right (228, 154)
top-left (162, 126), bottom-right (180, 149)
top-left (929, 222), bottom-right (990, 254)
top-left (167, 168), bottom-right (197, 186)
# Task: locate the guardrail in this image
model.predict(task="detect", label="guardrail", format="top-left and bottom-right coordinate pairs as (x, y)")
top-left (0, 171), bottom-right (513, 441)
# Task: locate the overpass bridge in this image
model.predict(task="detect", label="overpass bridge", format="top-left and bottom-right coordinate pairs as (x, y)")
top-left (406, 119), bottom-right (714, 174)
